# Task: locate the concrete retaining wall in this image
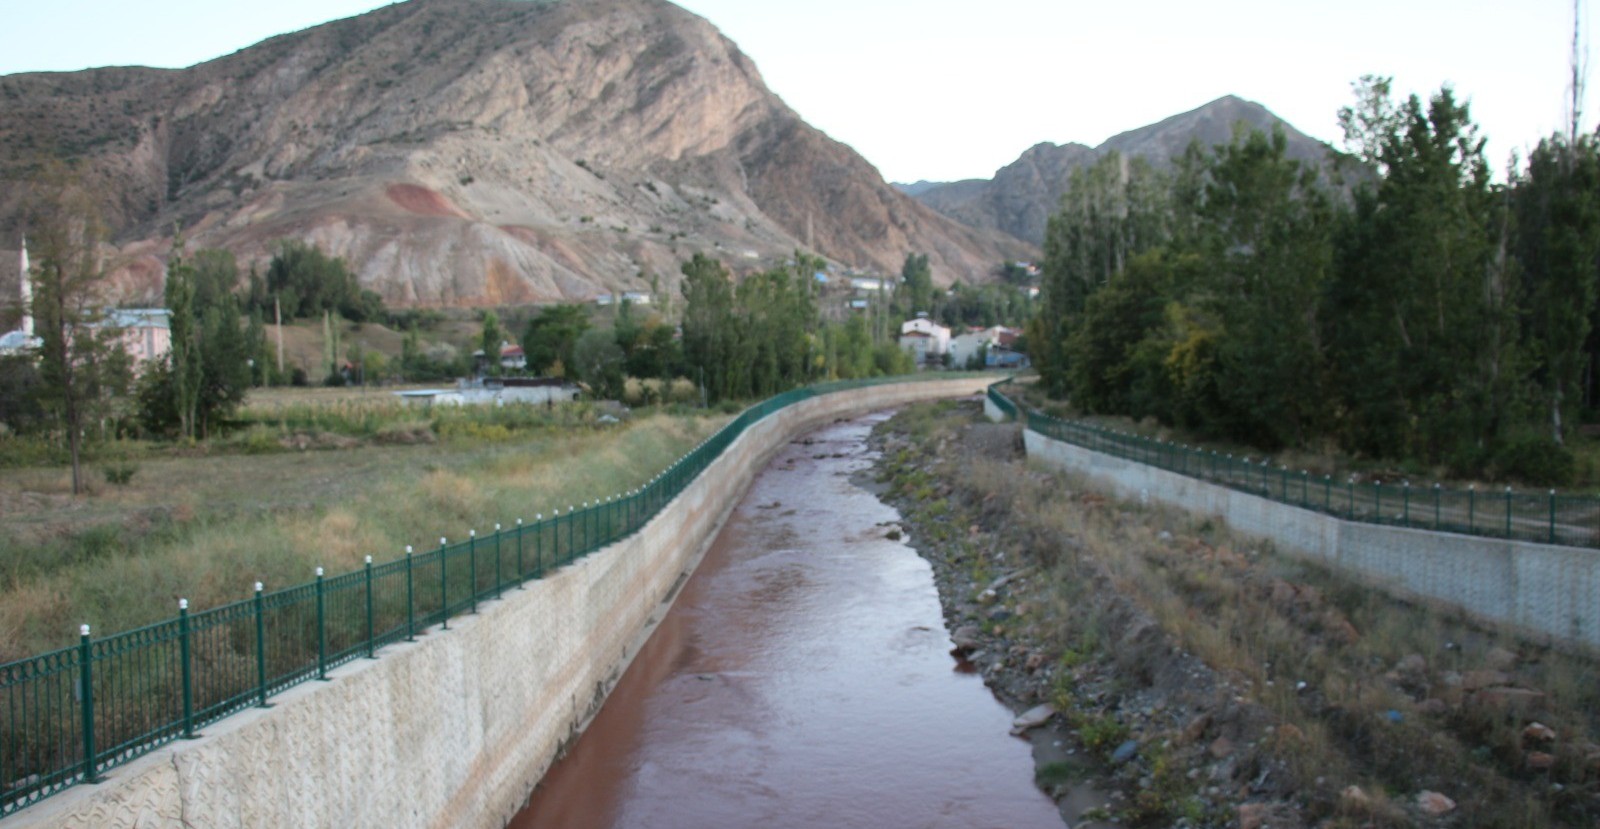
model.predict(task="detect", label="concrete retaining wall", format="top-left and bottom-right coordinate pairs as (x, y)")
top-left (11, 378), bottom-right (989, 829)
top-left (1023, 429), bottom-right (1600, 650)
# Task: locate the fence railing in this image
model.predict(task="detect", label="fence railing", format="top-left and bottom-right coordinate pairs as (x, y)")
top-left (986, 380), bottom-right (1600, 550)
top-left (0, 373), bottom-right (962, 818)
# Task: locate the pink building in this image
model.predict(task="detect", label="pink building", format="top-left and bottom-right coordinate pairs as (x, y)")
top-left (104, 309), bottom-right (171, 368)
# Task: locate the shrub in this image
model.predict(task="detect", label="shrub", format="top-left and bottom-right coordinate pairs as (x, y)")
top-left (1489, 432), bottom-right (1576, 486)
top-left (102, 463), bottom-right (139, 486)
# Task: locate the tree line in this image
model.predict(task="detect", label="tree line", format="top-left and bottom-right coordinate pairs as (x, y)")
top-left (1028, 76), bottom-right (1600, 484)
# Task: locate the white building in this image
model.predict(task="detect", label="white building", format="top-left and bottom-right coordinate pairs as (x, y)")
top-left (898, 317), bottom-right (951, 364)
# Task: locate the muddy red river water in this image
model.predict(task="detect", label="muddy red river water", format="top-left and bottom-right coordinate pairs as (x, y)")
top-left (508, 412), bottom-right (1065, 829)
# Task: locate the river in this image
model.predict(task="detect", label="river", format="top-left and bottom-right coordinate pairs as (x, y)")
top-left (509, 411), bottom-right (1064, 829)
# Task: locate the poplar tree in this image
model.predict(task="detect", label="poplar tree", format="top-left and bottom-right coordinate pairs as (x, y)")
top-left (28, 166), bottom-right (131, 493)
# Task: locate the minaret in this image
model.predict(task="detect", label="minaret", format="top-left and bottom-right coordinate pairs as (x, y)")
top-left (19, 236), bottom-right (32, 336)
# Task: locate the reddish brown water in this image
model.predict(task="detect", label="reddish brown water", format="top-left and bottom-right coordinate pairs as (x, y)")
top-left (509, 413), bottom-right (1064, 829)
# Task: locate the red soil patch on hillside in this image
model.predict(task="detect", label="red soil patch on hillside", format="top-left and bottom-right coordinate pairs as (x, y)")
top-left (386, 183), bottom-right (471, 219)
top-left (485, 257), bottom-right (534, 305)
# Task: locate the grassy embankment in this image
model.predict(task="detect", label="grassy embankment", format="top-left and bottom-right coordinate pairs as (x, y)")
top-left (878, 400), bottom-right (1599, 828)
top-left (0, 386), bottom-right (729, 662)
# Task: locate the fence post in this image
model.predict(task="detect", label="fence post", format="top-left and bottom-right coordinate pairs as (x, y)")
top-left (516, 520), bottom-right (525, 588)
top-left (405, 548), bottom-right (415, 642)
top-left (1301, 471), bottom-right (1308, 507)
top-left (1324, 475), bottom-right (1331, 513)
top-left (78, 624), bottom-right (98, 784)
top-left (469, 530), bottom-right (478, 614)
top-left (535, 515), bottom-right (544, 578)
top-left (1505, 487), bottom-right (1513, 539)
top-left (1375, 481), bottom-right (1382, 524)
top-left (1468, 486), bottom-right (1476, 534)
top-left (568, 507), bottom-right (575, 562)
top-left (179, 599), bottom-right (196, 738)
top-left (1434, 484), bottom-right (1442, 530)
top-left (1280, 466), bottom-right (1288, 500)
top-left (364, 556), bottom-right (376, 660)
top-left (315, 567), bottom-right (328, 681)
top-left (254, 583), bottom-right (270, 707)
top-left (1549, 490), bottom-right (1557, 544)
top-left (439, 538), bottom-right (449, 629)
top-left (494, 524), bottom-right (503, 601)
top-left (1402, 482), bottom-right (1410, 527)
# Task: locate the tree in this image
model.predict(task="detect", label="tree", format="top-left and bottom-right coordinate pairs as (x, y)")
top-left (27, 167), bottom-right (132, 493)
top-left (253, 240), bottom-right (382, 322)
top-left (900, 253), bottom-right (934, 315)
top-left (1329, 79), bottom-right (1513, 465)
top-left (522, 304), bottom-right (590, 377)
top-left (572, 328), bottom-right (626, 399)
top-left (479, 310), bottom-right (504, 376)
top-left (164, 237), bottom-right (203, 440)
top-left (680, 253), bottom-right (738, 401)
top-left (142, 245), bottom-right (254, 438)
top-left (1514, 134), bottom-right (1600, 443)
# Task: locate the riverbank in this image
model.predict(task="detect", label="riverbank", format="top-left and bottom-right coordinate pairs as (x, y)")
top-left (871, 400), bottom-right (1600, 828)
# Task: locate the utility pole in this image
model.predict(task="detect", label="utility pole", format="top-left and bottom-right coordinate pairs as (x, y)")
top-left (274, 294), bottom-right (284, 376)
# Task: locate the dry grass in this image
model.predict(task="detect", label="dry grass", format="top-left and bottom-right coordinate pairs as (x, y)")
top-left (881, 401), bottom-right (1600, 828)
top-left (0, 409), bottom-right (729, 660)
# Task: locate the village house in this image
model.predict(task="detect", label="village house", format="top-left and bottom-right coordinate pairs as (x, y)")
top-left (499, 343), bottom-right (527, 371)
top-left (898, 317), bottom-right (951, 365)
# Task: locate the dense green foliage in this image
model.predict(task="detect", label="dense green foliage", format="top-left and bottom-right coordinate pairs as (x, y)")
top-left (246, 240), bottom-right (384, 323)
top-left (679, 253), bottom-right (913, 403)
top-left (139, 244), bottom-right (255, 439)
top-left (1030, 77), bottom-right (1600, 484)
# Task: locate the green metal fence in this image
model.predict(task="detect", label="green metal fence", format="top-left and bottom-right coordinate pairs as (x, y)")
top-left (986, 380), bottom-right (1600, 549)
top-left (0, 373), bottom-right (966, 817)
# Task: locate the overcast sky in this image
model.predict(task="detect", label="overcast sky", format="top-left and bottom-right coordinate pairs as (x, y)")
top-left (0, 0), bottom-right (1591, 183)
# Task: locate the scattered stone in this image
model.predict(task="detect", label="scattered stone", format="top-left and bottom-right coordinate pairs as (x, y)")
top-left (1419, 698), bottom-right (1449, 716)
top-left (1110, 739), bottom-right (1140, 765)
top-left (986, 608), bottom-right (1012, 623)
top-left (950, 626), bottom-right (982, 653)
top-left (1341, 785), bottom-right (1370, 810)
top-left (1461, 670), bottom-right (1511, 692)
top-left (1417, 791), bottom-right (1456, 816)
top-left (1523, 721), bottom-right (1556, 743)
top-left (1158, 530), bottom-right (1173, 542)
top-left (1009, 703), bottom-right (1055, 735)
top-left (1236, 802), bottom-right (1268, 829)
top-left (1024, 652), bottom-right (1046, 672)
top-left (1471, 686), bottom-right (1547, 715)
top-left (885, 528), bottom-right (902, 541)
top-left (1483, 646), bottom-right (1520, 672)
top-left (1208, 736), bottom-right (1235, 759)
top-left (1181, 713), bottom-right (1212, 744)
top-left (1526, 751), bottom-right (1556, 770)
top-left (1395, 653), bottom-right (1427, 676)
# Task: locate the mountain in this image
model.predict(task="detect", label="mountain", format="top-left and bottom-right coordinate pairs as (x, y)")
top-left (0, 0), bottom-right (1031, 307)
top-left (906, 96), bottom-right (1333, 246)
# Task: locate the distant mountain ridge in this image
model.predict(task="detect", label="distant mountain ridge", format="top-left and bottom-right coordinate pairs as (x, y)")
top-left (0, 0), bottom-right (1031, 307)
top-left (896, 96), bottom-right (1332, 246)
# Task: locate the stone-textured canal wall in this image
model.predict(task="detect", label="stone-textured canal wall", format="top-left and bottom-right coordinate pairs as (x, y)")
top-left (10, 378), bottom-right (989, 829)
top-left (1023, 428), bottom-right (1600, 650)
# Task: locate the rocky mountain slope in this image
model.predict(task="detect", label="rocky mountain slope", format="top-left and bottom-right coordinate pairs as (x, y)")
top-left (0, 0), bottom-right (1031, 307)
top-left (901, 96), bottom-right (1332, 247)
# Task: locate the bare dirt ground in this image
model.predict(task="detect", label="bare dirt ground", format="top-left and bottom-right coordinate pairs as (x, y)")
top-left (870, 400), bottom-right (1600, 829)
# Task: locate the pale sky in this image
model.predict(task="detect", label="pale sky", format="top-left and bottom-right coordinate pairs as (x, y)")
top-left (0, 0), bottom-right (1591, 183)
